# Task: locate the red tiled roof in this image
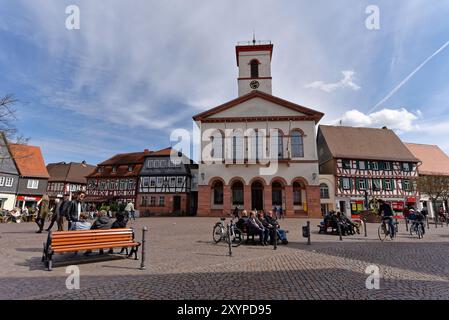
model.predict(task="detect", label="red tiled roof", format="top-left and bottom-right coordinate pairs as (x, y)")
top-left (405, 143), bottom-right (449, 176)
top-left (9, 144), bottom-right (50, 178)
top-left (98, 150), bottom-right (150, 166)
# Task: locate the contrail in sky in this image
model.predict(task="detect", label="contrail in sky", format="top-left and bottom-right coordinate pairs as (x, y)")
top-left (370, 39), bottom-right (449, 113)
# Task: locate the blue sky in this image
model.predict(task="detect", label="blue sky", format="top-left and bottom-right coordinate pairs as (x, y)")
top-left (1, 0), bottom-right (449, 165)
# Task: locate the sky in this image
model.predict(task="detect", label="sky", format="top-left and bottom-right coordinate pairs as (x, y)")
top-left (1, 0), bottom-right (449, 165)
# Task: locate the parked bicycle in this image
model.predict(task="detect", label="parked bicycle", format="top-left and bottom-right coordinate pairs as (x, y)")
top-left (378, 217), bottom-right (398, 241)
top-left (212, 217), bottom-right (243, 247)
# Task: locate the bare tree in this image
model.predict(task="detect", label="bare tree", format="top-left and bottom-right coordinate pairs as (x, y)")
top-left (0, 94), bottom-right (30, 165)
top-left (417, 175), bottom-right (447, 214)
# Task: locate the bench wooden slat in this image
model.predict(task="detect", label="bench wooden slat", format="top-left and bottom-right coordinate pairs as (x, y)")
top-left (53, 241), bottom-right (140, 253)
top-left (53, 236), bottom-right (133, 246)
top-left (52, 231), bottom-right (133, 239)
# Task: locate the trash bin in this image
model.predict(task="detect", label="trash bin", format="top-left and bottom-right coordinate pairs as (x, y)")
top-left (302, 225), bottom-right (309, 238)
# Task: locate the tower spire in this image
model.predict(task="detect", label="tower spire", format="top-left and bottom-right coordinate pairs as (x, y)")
top-left (252, 29), bottom-right (256, 45)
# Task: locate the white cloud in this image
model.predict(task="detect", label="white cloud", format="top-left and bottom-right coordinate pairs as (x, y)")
top-left (305, 70), bottom-right (361, 93)
top-left (336, 108), bottom-right (420, 132)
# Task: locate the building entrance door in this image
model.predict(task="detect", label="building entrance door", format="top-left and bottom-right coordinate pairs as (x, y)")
top-left (251, 181), bottom-right (264, 211)
top-left (173, 196), bottom-right (181, 214)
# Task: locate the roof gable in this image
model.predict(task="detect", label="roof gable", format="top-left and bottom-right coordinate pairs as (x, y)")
top-left (193, 90), bottom-right (323, 122)
top-left (9, 144), bottom-right (50, 178)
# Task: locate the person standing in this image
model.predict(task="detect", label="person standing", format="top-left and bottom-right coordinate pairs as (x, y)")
top-left (35, 194), bottom-right (50, 233)
top-left (124, 201), bottom-right (136, 220)
top-left (66, 191), bottom-right (87, 230)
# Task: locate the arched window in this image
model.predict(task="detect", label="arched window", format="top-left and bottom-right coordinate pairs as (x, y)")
top-left (250, 59), bottom-right (259, 78)
top-left (231, 181), bottom-right (244, 206)
top-left (291, 130), bottom-right (304, 158)
top-left (293, 182), bottom-right (302, 205)
top-left (272, 181), bottom-right (283, 205)
top-left (320, 183), bottom-right (329, 199)
top-left (213, 181), bottom-right (224, 205)
top-left (270, 129), bottom-right (283, 159)
top-left (210, 131), bottom-right (223, 161)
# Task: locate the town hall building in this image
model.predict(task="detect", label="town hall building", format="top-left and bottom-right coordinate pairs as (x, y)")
top-left (193, 41), bottom-right (324, 217)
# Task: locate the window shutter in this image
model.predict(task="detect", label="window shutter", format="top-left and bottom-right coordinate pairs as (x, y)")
top-left (391, 179), bottom-right (395, 190)
top-left (367, 161), bottom-right (371, 170)
top-left (356, 178), bottom-right (359, 190)
top-left (379, 161), bottom-right (384, 170)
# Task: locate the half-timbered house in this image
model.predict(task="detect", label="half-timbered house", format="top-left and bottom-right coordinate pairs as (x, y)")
top-left (317, 125), bottom-right (419, 216)
top-left (86, 150), bottom-right (150, 205)
top-left (47, 161), bottom-right (96, 202)
top-left (137, 147), bottom-right (197, 216)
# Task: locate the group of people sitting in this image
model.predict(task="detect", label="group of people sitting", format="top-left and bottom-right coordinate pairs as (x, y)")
top-left (321, 211), bottom-right (360, 236)
top-left (235, 209), bottom-right (288, 246)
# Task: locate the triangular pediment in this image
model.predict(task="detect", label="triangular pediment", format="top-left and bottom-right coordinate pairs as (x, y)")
top-left (192, 90), bottom-right (324, 122)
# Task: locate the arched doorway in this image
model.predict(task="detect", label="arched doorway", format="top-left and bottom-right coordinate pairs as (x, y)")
top-left (231, 181), bottom-right (244, 207)
top-left (271, 181), bottom-right (283, 206)
top-left (251, 181), bottom-right (264, 211)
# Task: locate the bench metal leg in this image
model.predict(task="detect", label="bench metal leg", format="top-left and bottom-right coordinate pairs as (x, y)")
top-left (47, 253), bottom-right (53, 271)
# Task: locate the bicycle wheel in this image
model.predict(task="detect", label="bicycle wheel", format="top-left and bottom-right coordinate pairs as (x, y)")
top-left (378, 224), bottom-right (387, 241)
top-left (231, 228), bottom-right (243, 247)
top-left (212, 223), bottom-right (223, 243)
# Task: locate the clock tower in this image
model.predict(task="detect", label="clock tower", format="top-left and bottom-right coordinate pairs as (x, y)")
top-left (236, 40), bottom-right (273, 96)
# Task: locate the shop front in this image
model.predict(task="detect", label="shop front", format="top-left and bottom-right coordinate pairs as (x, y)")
top-left (15, 195), bottom-right (42, 210)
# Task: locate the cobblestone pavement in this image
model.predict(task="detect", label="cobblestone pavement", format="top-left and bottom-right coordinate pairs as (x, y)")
top-left (1, 217), bottom-right (449, 300)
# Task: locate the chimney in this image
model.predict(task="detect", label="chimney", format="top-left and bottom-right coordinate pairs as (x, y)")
top-left (382, 126), bottom-right (388, 130)
top-left (144, 149), bottom-right (150, 154)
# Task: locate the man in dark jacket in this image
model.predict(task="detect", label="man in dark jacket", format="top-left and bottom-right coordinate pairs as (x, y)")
top-left (66, 191), bottom-right (87, 229)
top-left (378, 199), bottom-right (395, 237)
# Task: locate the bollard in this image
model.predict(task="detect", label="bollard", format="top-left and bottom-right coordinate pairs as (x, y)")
top-left (273, 225), bottom-right (277, 250)
top-left (363, 219), bottom-right (367, 237)
top-left (427, 216), bottom-right (429, 229)
top-left (140, 226), bottom-right (148, 270)
top-left (227, 224), bottom-right (232, 257)
top-left (435, 215), bottom-right (438, 229)
top-left (337, 222), bottom-right (343, 241)
top-left (307, 221), bottom-right (311, 245)
top-left (405, 218), bottom-right (408, 232)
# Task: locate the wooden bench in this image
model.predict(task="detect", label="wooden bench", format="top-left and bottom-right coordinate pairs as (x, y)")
top-left (42, 228), bottom-right (140, 271)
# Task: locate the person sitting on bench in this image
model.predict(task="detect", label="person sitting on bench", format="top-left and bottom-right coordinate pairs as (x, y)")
top-left (70, 213), bottom-right (92, 230)
top-left (248, 211), bottom-right (269, 246)
top-left (84, 210), bottom-right (113, 256)
top-left (264, 211), bottom-right (288, 244)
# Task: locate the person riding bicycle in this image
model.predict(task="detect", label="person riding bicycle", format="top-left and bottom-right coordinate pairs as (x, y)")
top-left (377, 199), bottom-right (395, 237)
top-left (408, 208), bottom-right (425, 235)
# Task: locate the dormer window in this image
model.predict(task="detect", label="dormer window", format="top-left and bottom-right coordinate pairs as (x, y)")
top-left (250, 59), bottom-right (259, 78)
top-left (98, 167), bottom-right (104, 173)
top-left (112, 166), bottom-right (117, 173)
top-left (128, 165), bottom-right (133, 172)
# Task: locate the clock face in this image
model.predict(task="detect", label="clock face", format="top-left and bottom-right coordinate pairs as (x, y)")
top-left (250, 80), bottom-right (260, 89)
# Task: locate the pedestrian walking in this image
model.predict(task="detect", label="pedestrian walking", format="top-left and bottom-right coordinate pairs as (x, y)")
top-left (125, 201), bottom-right (136, 220)
top-left (35, 194), bottom-right (50, 233)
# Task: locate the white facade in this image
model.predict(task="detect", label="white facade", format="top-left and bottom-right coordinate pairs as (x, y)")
top-left (0, 193), bottom-right (17, 211)
top-left (237, 46), bottom-right (272, 96)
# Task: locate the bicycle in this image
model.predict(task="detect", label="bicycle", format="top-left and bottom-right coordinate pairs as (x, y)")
top-left (409, 220), bottom-right (424, 239)
top-left (212, 217), bottom-right (243, 247)
top-left (378, 217), bottom-right (398, 241)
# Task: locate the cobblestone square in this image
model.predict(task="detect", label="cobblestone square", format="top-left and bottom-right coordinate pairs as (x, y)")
top-left (1, 217), bottom-right (449, 300)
